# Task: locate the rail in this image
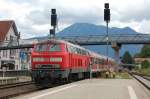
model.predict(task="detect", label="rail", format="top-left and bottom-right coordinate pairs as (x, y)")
top-left (130, 73), bottom-right (150, 90)
top-left (0, 81), bottom-right (34, 89)
top-left (0, 81), bottom-right (37, 98)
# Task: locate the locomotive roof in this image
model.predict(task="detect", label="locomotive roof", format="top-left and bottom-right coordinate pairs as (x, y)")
top-left (36, 39), bottom-right (115, 62)
top-left (60, 39), bottom-right (115, 62)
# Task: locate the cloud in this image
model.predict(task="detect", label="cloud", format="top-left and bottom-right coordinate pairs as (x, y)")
top-left (26, 10), bottom-right (50, 25)
top-left (138, 20), bottom-right (150, 34)
top-left (0, 0), bottom-right (150, 38)
top-left (107, 0), bottom-right (150, 23)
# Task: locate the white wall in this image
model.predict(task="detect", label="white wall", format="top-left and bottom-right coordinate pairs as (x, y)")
top-left (0, 25), bottom-right (21, 70)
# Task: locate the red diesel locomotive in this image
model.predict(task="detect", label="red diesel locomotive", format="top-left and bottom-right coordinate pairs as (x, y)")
top-left (31, 39), bottom-right (115, 86)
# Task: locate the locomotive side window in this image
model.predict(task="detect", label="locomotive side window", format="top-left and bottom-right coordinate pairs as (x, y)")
top-left (67, 44), bottom-right (88, 55)
top-left (67, 45), bottom-right (77, 54)
top-left (35, 44), bottom-right (48, 52)
top-left (49, 44), bottom-right (61, 51)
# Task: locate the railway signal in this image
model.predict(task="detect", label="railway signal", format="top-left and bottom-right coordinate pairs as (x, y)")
top-left (50, 8), bottom-right (57, 38)
top-left (104, 3), bottom-right (111, 69)
top-left (51, 9), bottom-right (57, 27)
top-left (104, 3), bottom-right (110, 22)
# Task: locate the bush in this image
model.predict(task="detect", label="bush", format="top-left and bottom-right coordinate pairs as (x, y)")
top-left (141, 60), bottom-right (150, 69)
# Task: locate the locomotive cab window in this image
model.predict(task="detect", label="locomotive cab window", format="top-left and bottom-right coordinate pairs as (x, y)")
top-left (35, 44), bottom-right (48, 52)
top-left (49, 44), bottom-right (61, 51)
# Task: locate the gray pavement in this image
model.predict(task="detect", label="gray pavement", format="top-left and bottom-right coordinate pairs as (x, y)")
top-left (14, 79), bottom-right (150, 99)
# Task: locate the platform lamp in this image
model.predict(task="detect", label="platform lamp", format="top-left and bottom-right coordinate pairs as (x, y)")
top-left (104, 3), bottom-right (110, 69)
top-left (50, 8), bottom-right (57, 38)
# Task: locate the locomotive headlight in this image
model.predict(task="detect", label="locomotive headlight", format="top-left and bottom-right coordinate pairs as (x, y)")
top-left (33, 58), bottom-right (39, 62)
top-left (50, 57), bottom-right (62, 62)
top-left (33, 58), bottom-right (48, 62)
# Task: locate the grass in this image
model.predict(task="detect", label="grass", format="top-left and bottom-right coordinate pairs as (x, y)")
top-left (136, 68), bottom-right (150, 75)
top-left (100, 71), bottom-right (131, 79)
top-left (115, 72), bottom-right (132, 79)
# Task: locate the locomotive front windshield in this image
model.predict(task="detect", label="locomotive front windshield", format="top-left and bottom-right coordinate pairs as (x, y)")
top-left (49, 44), bottom-right (61, 51)
top-left (35, 43), bottom-right (61, 52)
top-left (35, 44), bottom-right (47, 52)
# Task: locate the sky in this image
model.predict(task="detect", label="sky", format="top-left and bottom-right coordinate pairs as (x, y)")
top-left (0, 0), bottom-right (150, 38)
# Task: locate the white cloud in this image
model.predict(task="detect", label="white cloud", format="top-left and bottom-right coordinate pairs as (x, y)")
top-left (138, 20), bottom-right (150, 34)
top-left (0, 0), bottom-right (150, 38)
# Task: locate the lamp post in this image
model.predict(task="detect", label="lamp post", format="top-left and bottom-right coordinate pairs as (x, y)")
top-left (104, 3), bottom-right (110, 69)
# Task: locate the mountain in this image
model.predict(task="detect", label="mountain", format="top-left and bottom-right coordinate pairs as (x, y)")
top-left (56, 23), bottom-right (142, 58)
top-left (30, 23), bottom-right (142, 58)
top-left (57, 23), bottom-right (138, 37)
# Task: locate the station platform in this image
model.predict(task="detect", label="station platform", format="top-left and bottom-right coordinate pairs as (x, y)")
top-left (14, 78), bottom-right (150, 99)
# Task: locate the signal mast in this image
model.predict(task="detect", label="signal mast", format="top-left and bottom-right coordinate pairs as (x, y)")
top-left (50, 9), bottom-right (57, 39)
top-left (104, 3), bottom-right (110, 69)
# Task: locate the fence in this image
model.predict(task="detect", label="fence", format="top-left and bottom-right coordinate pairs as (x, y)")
top-left (0, 70), bottom-right (31, 77)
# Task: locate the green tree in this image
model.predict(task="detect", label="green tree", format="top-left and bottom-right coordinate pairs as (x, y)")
top-left (121, 51), bottom-right (134, 64)
top-left (140, 44), bottom-right (150, 58)
top-left (141, 60), bottom-right (150, 69)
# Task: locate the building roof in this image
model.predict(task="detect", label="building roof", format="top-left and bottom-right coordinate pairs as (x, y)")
top-left (0, 20), bottom-right (18, 42)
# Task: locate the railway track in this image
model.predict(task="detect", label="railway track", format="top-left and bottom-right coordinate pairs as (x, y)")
top-left (0, 81), bottom-right (34, 89)
top-left (130, 73), bottom-right (150, 90)
top-left (0, 78), bottom-right (85, 98)
top-left (0, 81), bottom-right (38, 99)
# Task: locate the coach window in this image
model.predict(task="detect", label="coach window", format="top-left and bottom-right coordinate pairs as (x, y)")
top-left (76, 48), bottom-right (78, 54)
top-left (68, 46), bottom-right (72, 53)
top-left (81, 49), bottom-right (84, 55)
top-left (71, 46), bottom-right (74, 53)
top-left (77, 49), bottom-right (80, 54)
top-left (83, 50), bottom-right (86, 55)
top-left (67, 45), bottom-right (71, 53)
top-left (77, 48), bottom-right (80, 54)
top-left (80, 50), bottom-right (82, 55)
top-left (73, 47), bottom-right (77, 54)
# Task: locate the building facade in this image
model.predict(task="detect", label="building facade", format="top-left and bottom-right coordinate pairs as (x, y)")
top-left (134, 57), bottom-right (150, 64)
top-left (0, 20), bottom-right (20, 70)
top-left (0, 20), bottom-right (41, 70)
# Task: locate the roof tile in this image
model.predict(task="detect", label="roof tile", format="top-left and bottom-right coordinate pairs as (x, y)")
top-left (0, 20), bottom-right (16, 42)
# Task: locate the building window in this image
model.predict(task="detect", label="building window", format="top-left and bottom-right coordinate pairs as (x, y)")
top-left (10, 49), bottom-right (12, 57)
top-left (2, 50), bottom-right (4, 57)
top-left (6, 50), bottom-right (7, 58)
top-left (10, 35), bottom-right (13, 41)
top-left (3, 50), bottom-right (7, 57)
top-left (5, 37), bottom-right (8, 41)
top-left (10, 49), bottom-right (16, 57)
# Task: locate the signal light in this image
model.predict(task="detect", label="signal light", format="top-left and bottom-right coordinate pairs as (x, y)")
top-left (51, 9), bottom-right (57, 27)
top-left (104, 3), bottom-right (110, 22)
top-left (50, 29), bottom-right (55, 35)
top-left (105, 3), bottom-right (109, 9)
top-left (51, 9), bottom-right (56, 14)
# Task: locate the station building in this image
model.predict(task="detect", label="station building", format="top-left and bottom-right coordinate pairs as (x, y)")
top-left (0, 20), bottom-right (20, 70)
top-left (0, 20), bottom-right (35, 70)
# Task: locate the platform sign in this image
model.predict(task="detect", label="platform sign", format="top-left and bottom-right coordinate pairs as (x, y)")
top-left (19, 50), bottom-right (26, 60)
